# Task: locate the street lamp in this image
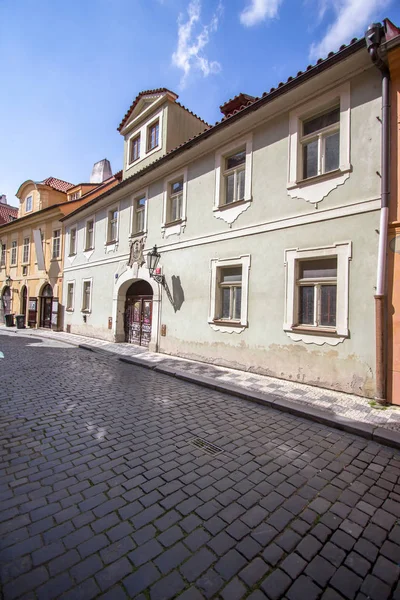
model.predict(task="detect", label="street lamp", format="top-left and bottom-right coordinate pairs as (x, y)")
top-left (5, 275), bottom-right (12, 288)
top-left (147, 245), bottom-right (165, 286)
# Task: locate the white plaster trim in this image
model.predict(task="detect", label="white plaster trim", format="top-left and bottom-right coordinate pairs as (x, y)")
top-left (62, 198), bottom-right (379, 274)
top-left (283, 241), bottom-right (352, 345)
top-left (287, 82), bottom-right (351, 203)
top-left (65, 280), bottom-right (75, 312)
top-left (285, 331), bottom-right (345, 346)
top-left (214, 134), bottom-right (253, 224)
top-left (208, 254), bottom-right (251, 332)
top-left (129, 187), bottom-right (148, 238)
top-left (161, 167), bottom-right (188, 238)
top-left (83, 249), bottom-right (95, 261)
top-left (209, 324), bottom-right (246, 334)
top-left (122, 95), bottom-right (166, 134)
top-left (81, 277), bottom-right (93, 313)
top-left (125, 109), bottom-right (163, 171)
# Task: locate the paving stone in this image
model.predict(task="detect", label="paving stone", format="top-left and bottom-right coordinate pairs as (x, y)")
top-left (330, 565), bottom-right (362, 599)
top-left (154, 542), bottom-right (191, 574)
top-left (321, 542), bottom-right (346, 567)
top-left (281, 552), bottom-right (307, 580)
top-left (150, 570), bottom-right (185, 600)
top-left (2, 565), bottom-right (49, 599)
top-left (305, 555), bottom-right (336, 587)
top-left (239, 557), bottom-right (269, 586)
top-left (261, 568), bottom-right (292, 600)
top-left (184, 527), bottom-right (210, 552)
top-left (221, 576), bottom-right (247, 600)
top-left (360, 574), bottom-right (392, 600)
top-left (215, 548), bottom-right (247, 580)
top-left (296, 535), bottom-right (322, 561)
top-left (372, 554), bottom-right (400, 586)
top-left (78, 533), bottom-right (109, 559)
top-left (344, 551), bottom-right (371, 577)
top-left (123, 562), bottom-right (161, 597)
top-left (286, 575), bottom-right (321, 600)
top-left (36, 572), bottom-right (74, 599)
top-left (196, 568), bottom-right (225, 598)
top-left (262, 542), bottom-right (285, 567)
top-left (207, 531), bottom-right (236, 556)
top-left (59, 577), bottom-right (101, 600)
top-left (180, 547), bottom-right (215, 582)
top-left (71, 554), bottom-right (103, 584)
top-left (95, 558), bottom-right (132, 592)
top-left (237, 535), bottom-right (262, 560)
top-left (100, 536), bottom-right (135, 565)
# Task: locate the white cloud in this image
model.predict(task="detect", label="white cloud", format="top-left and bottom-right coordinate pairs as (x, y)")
top-left (309, 0), bottom-right (391, 60)
top-left (172, 0), bottom-right (222, 88)
top-left (239, 0), bottom-right (282, 27)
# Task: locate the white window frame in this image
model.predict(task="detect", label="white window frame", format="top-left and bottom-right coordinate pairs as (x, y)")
top-left (66, 281), bottom-right (75, 311)
top-left (69, 191), bottom-right (81, 201)
top-left (208, 255), bottom-right (251, 334)
top-left (107, 207), bottom-right (119, 244)
top-left (162, 168), bottom-right (188, 238)
top-left (85, 218), bottom-right (95, 251)
top-left (130, 189), bottom-right (148, 237)
top-left (287, 82), bottom-right (351, 204)
top-left (125, 108), bottom-right (164, 171)
top-left (0, 243), bottom-right (6, 268)
top-left (26, 195), bottom-right (33, 213)
top-left (284, 242), bottom-right (352, 346)
top-left (22, 237), bottom-right (30, 265)
top-left (69, 227), bottom-right (77, 256)
top-left (214, 134), bottom-right (253, 225)
top-left (81, 278), bottom-right (92, 313)
top-left (129, 133), bottom-right (141, 165)
top-left (52, 229), bottom-right (61, 259)
top-left (11, 240), bottom-right (17, 266)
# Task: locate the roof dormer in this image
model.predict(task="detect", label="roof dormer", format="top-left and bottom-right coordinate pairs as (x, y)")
top-left (119, 88), bottom-right (209, 180)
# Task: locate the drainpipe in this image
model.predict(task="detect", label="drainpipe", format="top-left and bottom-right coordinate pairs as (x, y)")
top-left (365, 23), bottom-right (390, 404)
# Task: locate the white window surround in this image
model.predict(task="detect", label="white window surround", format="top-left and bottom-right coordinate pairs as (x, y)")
top-left (125, 108), bottom-right (164, 171)
top-left (105, 206), bottom-right (119, 252)
top-left (284, 241), bottom-right (352, 346)
top-left (287, 82), bottom-right (351, 204)
top-left (162, 168), bottom-right (188, 238)
top-left (214, 134), bottom-right (253, 225)
top-left (208, 255), bottom-right (251, 334)
top-left (130, 188), bottom-right (148, 238)
top-left (11, 240), bottom-right (17, 266)
top-left (81, 278), bottom-right (93, 313)
top-left (26, 195), bottom-right (33, 213)
top-left (22, 237), bottom-right (30, 265)
top-left (66, 281), bottom-right (75, 311)
top-left (84, 217), bottom-right (95, 260)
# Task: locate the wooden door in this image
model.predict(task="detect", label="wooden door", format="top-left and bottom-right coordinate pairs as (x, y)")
top-left (40, 297), bottom-right (52, 328)
top-left (124, 296), bottom-right (153, 347)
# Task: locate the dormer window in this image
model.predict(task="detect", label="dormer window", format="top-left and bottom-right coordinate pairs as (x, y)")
top-left (129, 135), bottom-right (141, 163)
top-left (69, 191), bottom-right (81, 201)
top-left (147, 120), bottom-right (159, 152)
top-left (26, 195), bottom-right (33, 212)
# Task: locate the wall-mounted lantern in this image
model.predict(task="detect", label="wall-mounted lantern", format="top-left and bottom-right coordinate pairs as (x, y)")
top-left (147, 245), bottom-right (165, 286)
top-left (5, 275), bottom-right (12, 288)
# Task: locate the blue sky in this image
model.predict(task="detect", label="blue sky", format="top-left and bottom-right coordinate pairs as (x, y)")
top-left (1, 0), bottom-right (399, 206)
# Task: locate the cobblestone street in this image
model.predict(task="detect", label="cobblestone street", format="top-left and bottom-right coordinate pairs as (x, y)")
top-left (1, 333), bottom-right (400, 600)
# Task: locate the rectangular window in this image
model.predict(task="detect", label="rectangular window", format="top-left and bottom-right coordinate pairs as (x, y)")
top-left (66, 282), bottom-right (74, 310)
top-left (0, 244), bottom-right (6, 267)
top-left (167, 179), bottom-right (183, 223)
top-left (218, 267), bottom-right (242, 321)
top-left (297, 258), bottom-right (337, 328)
top-left (129, 134), bottom-right (141, 163)
top-left (107, 210), bottom-right (118, 243)
top-left (134, 196), bottom-right (146, 233)
top-left (26, 195), bottom-right (32, 212)
top-left (301, 106), bottom-right (340, 180)
top-left (11, 241), bottom-right (17, 266)
top-left (82, 280), bottom-right (92, 312)
top-left (69, 228), bottom-right (77, 255)
top-left (22, 238), bottom-right (30, 264)
top-left (69, 191), bottom-right (81, 201)
top-left (147, 120), bottom-right (159, 152)
top-left (85, 220), bottom-right (94, 250)
top-left (223, 149), bottom-right (246, 205)
top-left (52, 230), bottom-right (61, 259)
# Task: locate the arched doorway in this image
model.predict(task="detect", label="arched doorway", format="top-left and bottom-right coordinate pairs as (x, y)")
top-left (124, 280), bottom-right (153, 346)
top-left (20, 286), bottom-right (28, 321)
top-left (39, 284), bottom-right (53, 328)
top-left (0, 286), bottom-right (11, 322)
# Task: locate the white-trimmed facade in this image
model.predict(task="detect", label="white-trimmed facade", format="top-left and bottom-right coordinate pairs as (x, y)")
top-left (62, 50), bottom-right (382, 397)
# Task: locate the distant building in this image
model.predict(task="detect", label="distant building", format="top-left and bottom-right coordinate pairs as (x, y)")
top-left (0, 195), bottom-right (18, 224)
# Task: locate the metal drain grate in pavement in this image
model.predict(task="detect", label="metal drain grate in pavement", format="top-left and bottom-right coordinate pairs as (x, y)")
top-left (190, 437), bottom-right (223, 456)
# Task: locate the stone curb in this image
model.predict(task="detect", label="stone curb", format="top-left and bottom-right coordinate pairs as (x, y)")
top-left (3, 328), bottom-right (399, 451)
top-left (117, 356), bottom-right (400, 451)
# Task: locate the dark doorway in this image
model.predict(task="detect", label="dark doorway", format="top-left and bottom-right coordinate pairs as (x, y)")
top-left (21, 286), bottom-right (27, 321)
top-left (124, 280), bottom-right (153, 347)
top-left (40, 284), bottom-right (53, 329)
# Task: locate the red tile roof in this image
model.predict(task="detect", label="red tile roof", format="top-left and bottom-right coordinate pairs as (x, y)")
top-left (41, 177), bottom-right (75, 193)
top-left (118, 88), bottom-right (178, 132)
top-left (220, 93), bottom-right (256, 116)
top-left (0, 203), bottom-right (18, 224)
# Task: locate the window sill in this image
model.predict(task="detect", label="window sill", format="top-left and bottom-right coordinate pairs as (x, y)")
top-left (68, 253), bottom-right (77, 258)
top-left (213, 319), bottom-right (244, 328)
top-left (84, 247), bottom-right (94, 252)
top-left (287, 166), bottom-right (351, 204)
top-left (213, 198), bottom-right (252, 225)
top-left (164, 219), bottom-right (183, 228)
top-left (66, 308), bottom-right (74, 312)
top-left (50, 258), bottom-right (60, 262)
top-left (81, 310), bottom-right (91, 314)
top-left (209, 320), bottom-right (246, 334)
top-left (284, 326), bottom-right (347, 346)
top-left (105, 240), bottom-right (117, 246)
top-left (129, 231), bottom-right (146, 239)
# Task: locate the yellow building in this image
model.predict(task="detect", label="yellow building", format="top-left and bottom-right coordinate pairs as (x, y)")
top-left (0, 168), bottom-right (121, 329)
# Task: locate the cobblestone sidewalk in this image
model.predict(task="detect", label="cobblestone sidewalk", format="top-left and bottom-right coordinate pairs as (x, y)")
top-left (1, 325), bottom-right (400, 433)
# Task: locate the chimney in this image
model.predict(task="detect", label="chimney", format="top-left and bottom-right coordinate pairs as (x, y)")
top-left (90, 159), bottom-right (112, 184)
top-left (0, 194), bottom-right (7, 204)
